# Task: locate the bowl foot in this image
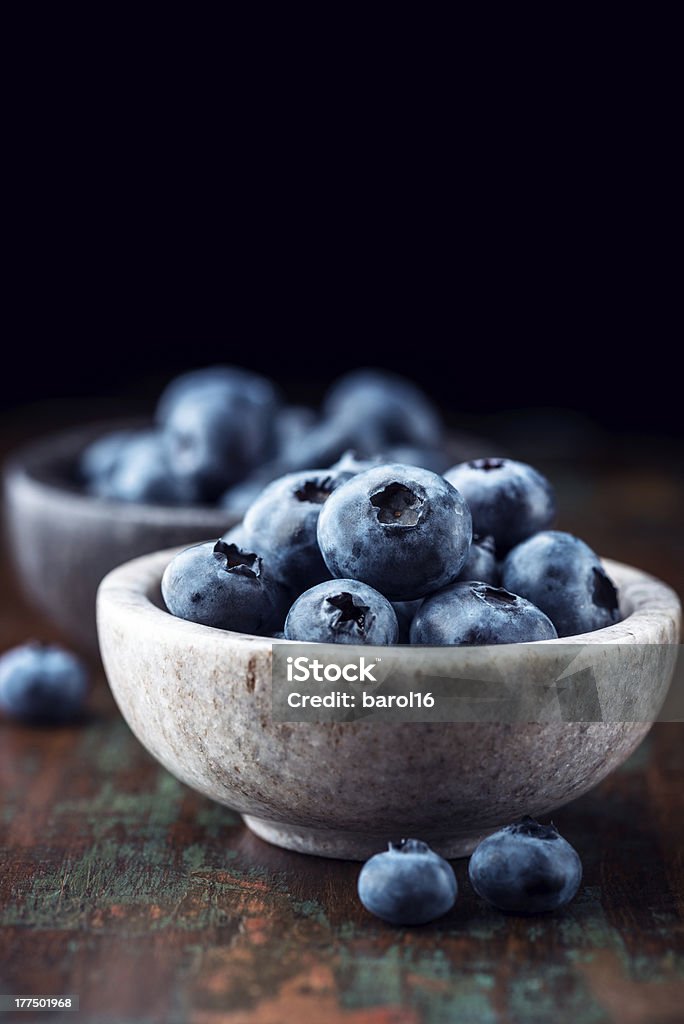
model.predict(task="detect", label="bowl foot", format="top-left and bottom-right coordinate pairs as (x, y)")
top-left (242, 814), bottom-right (491, 861)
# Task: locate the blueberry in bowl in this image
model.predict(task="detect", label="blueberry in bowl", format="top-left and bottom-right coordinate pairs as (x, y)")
top-left (284, 579), bottom-right (399, 645)
top-left (410, 583), bottom-right (558, 645)
top-left (317, 464), bottom-right (472, 601)
top-left (444, 458), bottom-right (556, 554)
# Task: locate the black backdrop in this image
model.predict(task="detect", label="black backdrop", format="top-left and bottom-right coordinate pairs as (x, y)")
top-left (1, 293), bottom-right (677, 438)
top-left (3, 155), bottom-right (678, 438)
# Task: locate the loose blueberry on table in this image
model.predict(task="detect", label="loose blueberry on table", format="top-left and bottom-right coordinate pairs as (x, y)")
top-left (468, 816), bottom-right (582, 913)
top-left (358, 839), bottom-right (458, 925)
top-left (0, 643), bottom-right (88, 723)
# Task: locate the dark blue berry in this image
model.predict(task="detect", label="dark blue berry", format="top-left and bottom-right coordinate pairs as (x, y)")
top-left (88, 431), bottom-right (194, 505)
top-left (502, 530), bottom-right (621, 637)
top-left (392, 600), bottom-right (423, 643)
top-left (162, 375), bottom-right (278, 500)
top-left (358, 839), bottom-right (457, 925)
top-left (161, 540), bottom-right (289, 635)
top-left (0, 643), bottom-right (88, 722)
top-left (410, 582), bottom-right (557, 645)
top-left (444, 458), bottom-right (556, 553)
top-left (284, 579), bottom-right (399, 645)
top-left (317, 465), bottom-right (472, 601)
top-left (469, 816), bottom-right (582, 913)
top-left (457, 534), bottom-right (499, 585)
top-left (324, 370), bottom-right (443, 450)
top-left (241, 468), bottom-right (352, 593)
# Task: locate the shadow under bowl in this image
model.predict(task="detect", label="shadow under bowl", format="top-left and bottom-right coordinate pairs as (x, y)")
top-left (97, 548), bottom-right (680, 859)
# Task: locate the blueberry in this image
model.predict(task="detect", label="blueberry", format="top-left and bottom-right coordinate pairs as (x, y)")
top-left (0, 643), bottom-right (88, 722)
top-left (469, 816), bottom-right (582, 914)
top-left (161, 539), bottom-right (290, 635)
top-left (317, 465), bottom-right (472, 601)
top-left (241, 469), bottom-right (352, 593)
top-left (79, 429), bottom-right (137, 485)
top-left (392, 600), bottom-right (423, 643)
top-left (457, 534), bottom-right (499, 585)
top-left (410, 582), bottom-right (557, 645)
top-left (275, 405), bottom-right (318, 460)
top-left (280, 371), bottom-right (443, 473)
top-left (444, 458), bottom-right (556, 553)
top-left (88, 431), bottom-right (195, 505)
top-left (278, 418), bottom-right (366, 474)
top-left (502, 530), bottom-right (621, 637)
top-left (284, 579), bottom-right (399, 645)
top-left (156, 366), bottom-right (279, 426)
top-left (358, 839), bottom-right (457, 925)
top-left (324, 370), bottom-right (443, 450)
top-left (162, 376), bottom-right (278, 500)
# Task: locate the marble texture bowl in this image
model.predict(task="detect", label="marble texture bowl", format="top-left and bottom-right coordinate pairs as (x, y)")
top-left (97, 548), bottom-right (680, 860)
top-left (3, 424), bottom-right (234, 653)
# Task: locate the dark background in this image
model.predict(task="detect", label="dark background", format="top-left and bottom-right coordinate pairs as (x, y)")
top-left (2, 41), bottom-right (678, 440)
top-left (1, 280), bottom-right (678, 439)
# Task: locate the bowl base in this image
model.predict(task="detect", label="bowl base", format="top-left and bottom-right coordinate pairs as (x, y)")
top-left (242, 814), bottom-right (491, 861)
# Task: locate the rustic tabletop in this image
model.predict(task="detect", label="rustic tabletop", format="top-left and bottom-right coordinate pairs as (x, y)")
top-left (1, 411), bottom-right (683, 1024)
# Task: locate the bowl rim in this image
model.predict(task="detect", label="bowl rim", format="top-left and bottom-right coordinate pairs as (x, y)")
top-left (3, 419), bottom-right (235, 525)
top-left (97, 546), bottom-right (682, 652)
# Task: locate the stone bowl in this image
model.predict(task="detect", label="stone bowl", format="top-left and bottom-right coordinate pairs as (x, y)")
top-left (97, 548), bottom-right (680, 860)
top-left (3, 423), bottom-right (235, 653)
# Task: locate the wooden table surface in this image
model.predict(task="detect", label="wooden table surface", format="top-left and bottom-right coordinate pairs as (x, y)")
top-left (1, 412), bottom-right (683, 1024)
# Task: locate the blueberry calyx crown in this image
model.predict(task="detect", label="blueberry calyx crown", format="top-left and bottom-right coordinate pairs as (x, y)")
top-left (371, 482), bottom-right (424, 527)
top-left (389, 838), bottom-right (431, 855)
top-left (470, 458), bottom-right (506, 472)
top-left (326, 592), bottom-right (370, 635)
top-left (508, 816), bottom-right (559, 841)
top-left (213, 540), bottom-right (262, 579)
top-left (294, 477), bottom-right (336, 505)
top-left (592, 567), bottom-right (619, 612)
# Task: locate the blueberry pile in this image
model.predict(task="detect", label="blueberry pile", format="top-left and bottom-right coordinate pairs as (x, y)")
top-left (358, 817), bottom-right (582, 926)
top-left (79, 367), bottom-right (451, 508)
top-left (162, 440), bottom-right (622, 643)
